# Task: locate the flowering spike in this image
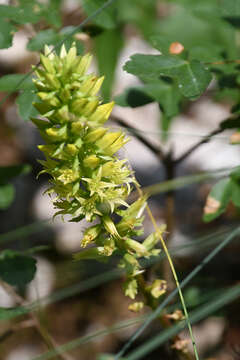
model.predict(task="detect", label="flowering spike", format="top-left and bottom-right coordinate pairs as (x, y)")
top-left (32, 43), bottom-right (164, 301)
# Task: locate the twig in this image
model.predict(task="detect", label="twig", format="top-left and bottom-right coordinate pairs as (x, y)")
top-left (111, 115), bottom-right (165, 160)
top-left (174, 128), bottom-right (223, 165)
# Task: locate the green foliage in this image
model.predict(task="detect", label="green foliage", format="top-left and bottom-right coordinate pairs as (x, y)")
top-left (0, 19), bottom-right (16, 49)
top-left (124, 54), bottom-right (212, 100)
top-left (82, 0), bottom-right (118, 29)
top-left (27, 29), bottom-right (61, 51)
top-left (16, 90), bottom-right (39, 121)
top-left (0, 184), bottom-right (15, 210)
top-left (0, 74), bottom-right (34, 91)
top-left (203, 169), bottom-right (240, 222)
top-left (0, 250), bottom-right (36, 286)
top-left (0, 164), bottom-right (31, 209)
top-left (94, 27), bottom-right (124, 101)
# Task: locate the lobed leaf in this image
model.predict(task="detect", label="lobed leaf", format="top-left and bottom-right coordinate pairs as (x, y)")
top-left (124, 54), bottom-right (212, 99)
top-left (0, 250), bottom-right (36, 286)
top-left (0, 74), bottom-right (34, 92)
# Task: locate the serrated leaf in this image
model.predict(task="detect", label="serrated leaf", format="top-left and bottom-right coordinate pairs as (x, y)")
top-left (0, 164), bottom-right (31, 183)
top-left (0, 4), bottom-right (41, 24)
top-left (0, 74), bottom-right (34, 92)
top-left (16, 90), bottom-right (39, 121)
top-left (150, 35), bottom-right (176, 55)
top-left (42, 0), bottom-right (62, 28)
top-left (0, 184), bottom-right (15, 209)
top-left (82, 0), bottom-right (118, 29)
top-left (124, 54), bottom-right (212, 99)
top-left (0, 18), bottom-right (16, 49)
top-left (95, 27), bottom-right (124, 101)
top-left (27, 29), bottom-right (60, 51)
top-left (0, 250), bottom-right (36, 286)
top-left (203, 178), bottom-right (232, 222)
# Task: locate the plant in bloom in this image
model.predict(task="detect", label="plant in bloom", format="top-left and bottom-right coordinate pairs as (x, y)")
top-left (32, 43), bottom-right (166, 304)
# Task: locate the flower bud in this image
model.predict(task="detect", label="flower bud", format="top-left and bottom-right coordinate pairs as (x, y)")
top-left (76, 53), bottom-right (92, 76)
top-left (128, 302), bottom-right (144, 312)
top-left (125, 238), bottom-right (148, 257)
top-left (102, 215), bottom-right (121, 239)
top-left (146, 279), bottom-right (167, 299)
top-left (83, 155), bottom-right (101, 169)
top-left (89, 102), bottom-right (114, 124)
top-left (81, 224), bottom-right (102, 247)
top-left (96, 131), bottom-right (122, 150)
top-left (40, 54), bottom-right (56, 74)
top-left (84, 127), bottom-right (108, 143)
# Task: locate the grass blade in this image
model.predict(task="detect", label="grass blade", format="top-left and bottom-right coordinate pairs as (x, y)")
top-left (115, 226), bottom-right (240, 358)
top-left (126, 284), bottom-right (240, 360)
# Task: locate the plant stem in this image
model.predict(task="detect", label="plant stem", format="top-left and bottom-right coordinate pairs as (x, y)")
top-left (133, 180), bottom-right (199, 359)
top-left (174, 128), bottom-right (222, 165)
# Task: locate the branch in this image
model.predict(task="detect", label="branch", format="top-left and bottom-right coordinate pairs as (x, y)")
top-left (111, 115), bottom-right (165, 160)
top-left (174, 128), bottom-right (223, 165)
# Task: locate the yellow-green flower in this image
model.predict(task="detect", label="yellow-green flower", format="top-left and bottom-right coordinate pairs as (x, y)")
top-left (32, 43), bottom-right (162, 299)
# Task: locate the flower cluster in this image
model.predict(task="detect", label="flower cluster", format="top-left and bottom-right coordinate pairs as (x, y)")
top-left (32, 44), bottom-right (165, 302)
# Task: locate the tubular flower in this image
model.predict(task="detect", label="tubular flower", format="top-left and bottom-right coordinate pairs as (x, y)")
top-left (32, 44), bottom-right (164, 300)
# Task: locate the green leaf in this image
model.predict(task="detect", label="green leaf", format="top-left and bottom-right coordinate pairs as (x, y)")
top-left (230, 179), bottom-right (240, 207)
top-left (41, 0), bottom-right (62, 28)
top-left (0, 74), bottom-right (34, 92)
top-left (0, 18), bottom-right (16, 49)
top-left (82, 0), bottom-right (118, 29)
top-left (124, 54), bottom-right (212, 99)
top-left (0, 4), bottom-right (41, 24)
top-left (27, 29), bottom-right (60, 51)
top-left (154, 3), bottom-right (237, 59)
top-left (95, 27), bottom-right (124, 101)
top-left (16, 90), bottom-right (39, 121)
top-left (0, 306), bottom-right (30, 320)
top-left (58, 27), bottom-right (84, 54)
top-left (115, 87), bottom-right (153, 107)
top-left (203, 178), bottom-right (232, 222)
top-left (220, 0), bottom-right (240, 16)
top-left (117, 0), bottom-right (158, 38)
top-left (0, 184), bottom-right (15, 209)
top-left (230, 166), bottom-right (240, 181)
top-left (0, 164), bottom-right (31, 184)
top-left (149, 35), bottom-right (173, 55)
top-left (150, 34), bottom-right (223, 62)
top-left (0, 250), bottom-right (36, 286)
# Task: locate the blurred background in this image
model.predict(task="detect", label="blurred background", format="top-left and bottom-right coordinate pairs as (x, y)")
top-left (1, 1), bottom-right (240, 359)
